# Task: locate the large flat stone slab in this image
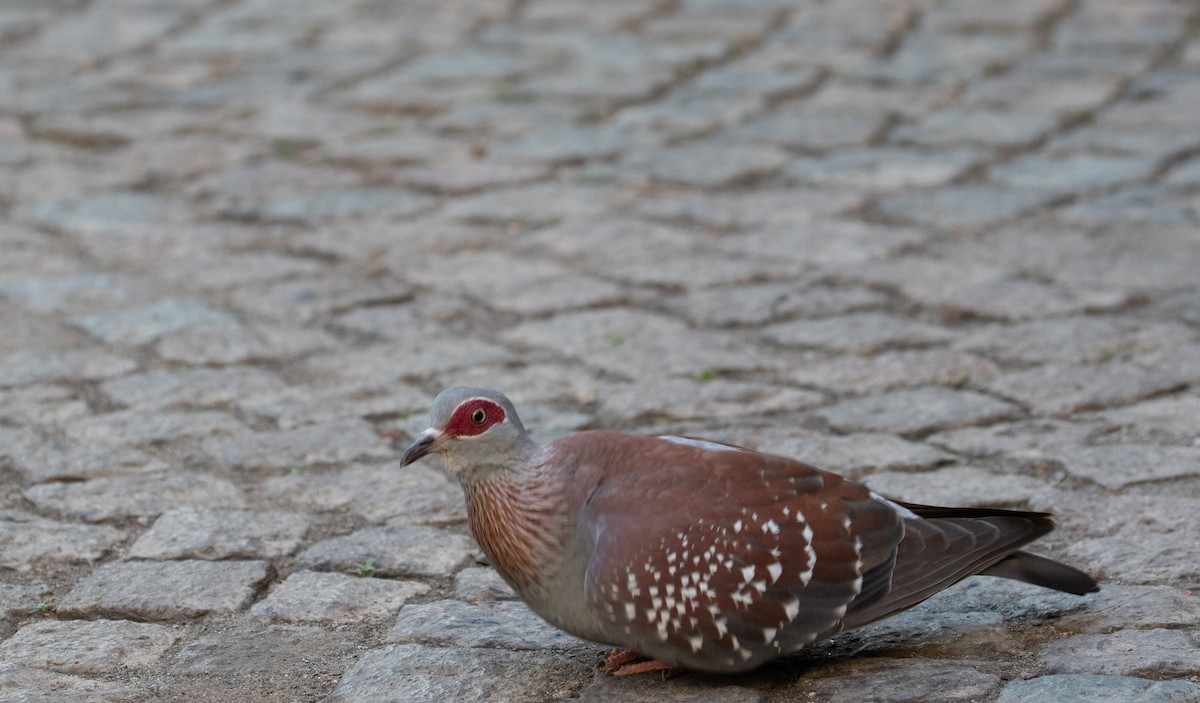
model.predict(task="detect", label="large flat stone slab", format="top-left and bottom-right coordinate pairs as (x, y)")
top-left (201, 419), bottom-right (392, 471)
top-left (386, 600), bottom-right (590, 651)
top-left (0, 515), bottom-right (124, 569)
top-left (296, 525), bottom-right (474, 578)
top-left (251, 570), bottom-right (429, 624)
top-left (24, 473), bottom-right (245, 522)
top-left (58, 560), bottom-right (270, 620)
top-left (0, 619), bottom-right (179, 675)
top-left (815, 386), bottom-right (1021, 435)
top-left (326, 643), bottom-right (589, 703)
top-left (129, 508), bottom-right (309, 560)
top-left (1041, 629), bottom-right (1200, 678)
top-left (995, 674), bottom-right (1200, 703)
top-left (0, 661), bottom-right (142, 703)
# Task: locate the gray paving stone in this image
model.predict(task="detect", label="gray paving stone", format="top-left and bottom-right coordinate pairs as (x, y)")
top-left (500, 308), bottom-right (784, 381)
top-left (926, 420), bottom-right (1103, 459)
top-left (714, 220), bottom-right (929, 268)
top-left (454, 567), bottom-right (517, 602)
top-left (892, 108), bottom-right (1059, 148)
top-left (578, 676), bottom-right (765, 703)
top-left (627, 141), bottom-right (790, 187)
top-left (956, 317), bottom-right (1196, 364)
top-left (629, 189), bottom-right (863, 231)
top-left (815, 387), bottom-right (1021, 435)
top-left (398, 249), bottom-right (629, 309)
top-left (0, 273), bottom-right (133, 316)
top-left (0, 619), bottom-right (179, 675)
top-left (990, 153), bottom-right (1159, 193)
top-left (995, 674), bottom-right (1200, 703)
top-left (239, 382), bottom-right (429, 430)
top-left (1057, 186), bottom-right (1197, 230)
top-left (228, 276), bottom-right (415, 326)
top-left (257, 462), bottom-right (466, 526)
top-left (129, 508), bottom-right (309, 560)
top-left (864, 466), bottom-right (1052, 508)
top-left (981, 363), bottom-right (1182, 416)
top-left (168, 623), bottom-right (357, 680)
top-left (1, 581), bottom-right (49, 627)
top-left (784, 657), bottom-right (1002, 703)
top-left (598, 379), bottom-right (821, 422)
top-left (874, 185), bottom-right (1057, 230)
top-left (0, 385), bottom-right (89, 426)
top-left (667, 283), bottom-right (885, 327)
top-left (326, 643), bottom-right (589, 703)
top-left (303, 337), bottom-right (516, 385)
top-left (251, 570), bottom-right (429, 624)
top-left (1061, 512), bottom-right (1200, 584)
top-left (390, 160), bottom-right (550, 194)
top-left (1055, 584), bottom-right (1200, 633)
top-left (746, 431), bottom-right (953, 476)
top-left (24, 472), bottom-right (245, 522)
top-left (1052, 444), bottom-right (1200, 489)
top-left (233, 187), bottom-right (434, 224)
top-left (734, 109), bottom-right (884, 151)
top-left (8, 440), bottom-right (167, 482)
top-left (16, 192), bottom-right (185, 237)
top-left (73, 298), bottom-right (236, 346)
top-left (1088, 394), bottom-right (1200, 444)
top-left (0, 515), bottom-right (124, 569)
top-left (920, 278), bottom-right (1109, 321)
top-left (1135, 343), bottom-right (1200, 386)
top-left (296, 525), bottom-right (474, 578)
top-left (386, 599), bottom-right (589, 651)
top-left (201, 418), bottom-right (392, 471)
top-left (100, 367), bottom-right (285, 409)
top-left (154, 321), bottom-right (336, 366)
top-left (0, 349), bottom-right (136, 387)
top-left (0, 661), bottom-right (142, 703)
top-left (786, 148), bottom-right (981, 191)
top-left (763, 311), bottom-right (950, 355)
top-left (58, 560), bottom-right (270, 620)
top-left (791, 349), bottom-right (999, 393)
top-left (1041, 629), bottom-right (1200, 678)
top-left (491, 125), bottom-right (634, 164)
top-left (442, 183), bottom-right (628, 226)
top-left (62, 408), bottom-right (246, 446)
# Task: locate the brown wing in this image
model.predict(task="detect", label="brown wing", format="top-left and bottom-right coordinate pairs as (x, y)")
top-left (576, 434), bottom-right (904, 674)
top-left (840, 502), bottom-right (1073, 630)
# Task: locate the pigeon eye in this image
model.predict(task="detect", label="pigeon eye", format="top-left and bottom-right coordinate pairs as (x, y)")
top-left (471, 408), bottom-right (487, 424)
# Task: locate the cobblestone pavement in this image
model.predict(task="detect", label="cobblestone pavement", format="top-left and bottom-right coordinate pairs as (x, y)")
top-left (2, 0), bottom-right (1200, 701)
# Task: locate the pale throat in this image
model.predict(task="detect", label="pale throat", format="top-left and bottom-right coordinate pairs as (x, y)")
top-left (463, 468), bottom-right (570, 593)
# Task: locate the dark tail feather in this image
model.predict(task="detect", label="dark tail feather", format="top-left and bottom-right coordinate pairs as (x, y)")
top-left (980, 551), bottom-right (1099, 595)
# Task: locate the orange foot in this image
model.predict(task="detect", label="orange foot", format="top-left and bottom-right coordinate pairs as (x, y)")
top-left (598, 648), bottom-right (684, 678)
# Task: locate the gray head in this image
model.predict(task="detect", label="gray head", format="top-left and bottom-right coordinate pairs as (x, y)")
top-left (400, 387), bottom-right (533, 483)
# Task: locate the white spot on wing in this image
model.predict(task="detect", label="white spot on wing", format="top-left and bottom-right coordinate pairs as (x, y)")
top-left (871, 491), bottom-right (921, 520)
top-left (658, 435), bottom-right (742, 453)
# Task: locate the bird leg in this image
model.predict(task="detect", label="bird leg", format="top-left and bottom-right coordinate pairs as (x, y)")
top-left (598, 648), bottom-right (684, 678)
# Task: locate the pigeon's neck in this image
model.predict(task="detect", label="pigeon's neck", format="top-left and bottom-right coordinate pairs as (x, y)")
top-left (463, 460), bottom-right (571, 596)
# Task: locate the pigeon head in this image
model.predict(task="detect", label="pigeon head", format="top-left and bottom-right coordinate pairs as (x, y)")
top-left (400, 387), bottom-right (533, 482)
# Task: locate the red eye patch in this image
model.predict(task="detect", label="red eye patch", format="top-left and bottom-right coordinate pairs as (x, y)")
top-left (444, 398), bottom-right (506, 437)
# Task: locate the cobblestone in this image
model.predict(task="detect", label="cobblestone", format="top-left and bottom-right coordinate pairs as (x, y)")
top-left (3, 0), bottom-right (1198, 698)
top-left (251, 571), bottom-right (429, 625)
top-left (296, 525), bottom-right (474, 578)
top-left (58, 560), bottom-right (271, 621)
top-left (129, 508), bottom-right (309, 561)
top-left (0, 619), bottom-right (179, 675)
top-left (387, 599), bottom-right (589, 651)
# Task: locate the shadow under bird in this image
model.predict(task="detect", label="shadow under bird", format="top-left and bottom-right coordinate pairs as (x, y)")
top-left (400, 387), bottom-right (1099, 676)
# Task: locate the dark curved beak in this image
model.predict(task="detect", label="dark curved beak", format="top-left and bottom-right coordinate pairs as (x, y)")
top-left (400, 429), bottom-right (443, 466)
